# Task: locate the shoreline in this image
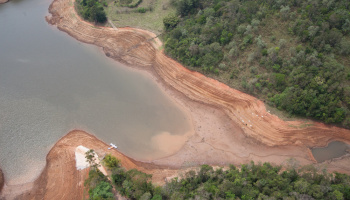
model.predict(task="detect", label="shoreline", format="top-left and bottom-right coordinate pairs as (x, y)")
top-left (1, 130), bottom-right (348, 199)
top-left (1, 0), bottom-right (350, 197)
top-left (45, 0), bottom-right (350, 146)
top-left (92, 48), bottom-right (197, 162)
top-left (0, 169), bottom-right (3, 193)
top-left (1, 130), bottom-right (181, 199)
top-left (45, 0), bottom-right (350, 175)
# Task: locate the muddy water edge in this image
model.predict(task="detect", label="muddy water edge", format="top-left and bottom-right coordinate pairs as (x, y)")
top-left (0, 0), bottom-right (192, 185)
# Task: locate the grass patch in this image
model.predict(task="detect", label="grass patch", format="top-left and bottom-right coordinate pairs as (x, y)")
top-left (289, 122), bottom-right (314, 129)
top-left (104, 0), bottom-right (175, 34)
top-left (299, 122), bottom-right (314, 128)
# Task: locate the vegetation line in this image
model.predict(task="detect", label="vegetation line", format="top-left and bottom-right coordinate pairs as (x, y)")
top-left (162, 0), bottom-right (350, 128)
top-left (85, 152), bottom-right (350, 200)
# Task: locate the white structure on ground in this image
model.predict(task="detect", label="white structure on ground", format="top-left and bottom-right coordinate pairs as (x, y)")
top-left (75, 145), bottom-right (90, 170)
top-left (108, 143), bottom-right (117, 150)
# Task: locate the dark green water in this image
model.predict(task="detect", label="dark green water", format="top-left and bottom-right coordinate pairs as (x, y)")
top-left (0, 0), bottom-right (191, 184)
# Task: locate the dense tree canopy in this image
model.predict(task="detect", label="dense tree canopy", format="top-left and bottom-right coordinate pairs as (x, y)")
top-left (163, 0), bottom-right (350, 127)
top-left (86, 153), bottom-right (350, 200)
top-left (76, 0), bottom-right (107, 23)
top-left (163, 15), bottom-right (180, 31)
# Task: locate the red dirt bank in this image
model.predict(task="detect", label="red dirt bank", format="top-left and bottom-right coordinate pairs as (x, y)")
top-left (14, 130), bottom-right (179, 199)
top-left (1, 0), bottom-right (350, 198)
top-left (46, 0), bottom-right (350, 146)
top-left (0, 169), bottom-right (3, 193)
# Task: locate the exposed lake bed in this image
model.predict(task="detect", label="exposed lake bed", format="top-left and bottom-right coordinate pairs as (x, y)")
top-left (1, 0), bottom-right (350, 198)
top-left (0, 0), bottom-right (192, 185)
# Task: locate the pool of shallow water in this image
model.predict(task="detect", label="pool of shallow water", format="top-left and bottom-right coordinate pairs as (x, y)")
top-left (0, 0), bottom-right (191, 184)
top-left (311, 141), bottom-right (350, 163)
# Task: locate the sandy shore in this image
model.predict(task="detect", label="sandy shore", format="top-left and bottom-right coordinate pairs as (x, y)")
top-left (0, 0), bottom-right (9, 4)
top-left (1, 0), bottom-right (350, 198)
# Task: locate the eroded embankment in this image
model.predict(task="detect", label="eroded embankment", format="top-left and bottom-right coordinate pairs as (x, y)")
top-left (0, 0), bottom-right (349, 198)
top-left (2, 130), bottom-right (349, 200)
top-left (46, 0), bottom-right (350, 147)
top-left (14, 130), bottom-right (178, 200)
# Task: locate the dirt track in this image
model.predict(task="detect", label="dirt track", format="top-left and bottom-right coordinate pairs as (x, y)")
top-left (1, 0), bottom-right (350, 198)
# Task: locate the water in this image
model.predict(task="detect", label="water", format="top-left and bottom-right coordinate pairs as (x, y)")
top-left (311, 141), bottom-right (350, 163)
top-left (0, 0), bottom-right (191, 184)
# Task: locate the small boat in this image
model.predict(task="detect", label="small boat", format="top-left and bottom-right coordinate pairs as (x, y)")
top-left (108, 143), bottom-right (118, 150)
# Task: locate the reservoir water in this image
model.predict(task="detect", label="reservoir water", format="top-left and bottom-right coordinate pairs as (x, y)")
top-left (311, 141), bottom-right (350, 163)
top-left (0, 0), bottom-right (191, 184)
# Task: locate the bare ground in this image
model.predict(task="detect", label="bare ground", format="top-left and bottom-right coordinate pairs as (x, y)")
top-left (46, 0), bottom-right (350, 147)
top-left (0, 169), bottom-right (3, 193)
top-left (7, 130), bottom-right (179, 200)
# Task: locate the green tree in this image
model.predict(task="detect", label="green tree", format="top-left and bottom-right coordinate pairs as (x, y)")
top-left (85, 149), bottom-right (99, 170)
top-left (77, 0), bottom-right (107, 23)
top-left (91, 181), bottom-right (114, 200)
top-left (103, 154), bottom-right (120, 170)
top-left (176, 0), bottom-right (199, 16)
top-left (163, 15), bottom-right (180, 31)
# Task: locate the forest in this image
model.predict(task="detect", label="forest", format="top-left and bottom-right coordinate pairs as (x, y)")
top-left (75, 0), bottom-right (107, 23)
top-left (85, 152), bottom-right (350, 200)
top-left (162, 0), bottom-right (350, 127)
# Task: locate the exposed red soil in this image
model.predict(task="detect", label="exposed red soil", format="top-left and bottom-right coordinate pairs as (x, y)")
top-left (13, 130), bottom-right (178, 200)
top-left (45, 0), bottom-right (350, 148)
top-left (1, 0), bottom-right (350, 198)
top-left (0, 169), bottom-right (3, 193)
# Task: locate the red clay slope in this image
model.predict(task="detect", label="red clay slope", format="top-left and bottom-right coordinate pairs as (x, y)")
top-left (46, 0), bottom-right (350, 148)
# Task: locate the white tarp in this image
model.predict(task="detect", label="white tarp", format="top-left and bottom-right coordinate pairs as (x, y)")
top-left (74, 145), bottom-right (108, 176)
top-left (75, 145), bottom-right (90, 170)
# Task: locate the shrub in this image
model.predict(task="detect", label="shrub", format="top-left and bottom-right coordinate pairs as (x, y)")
top-left (120, 0), bottom-right (142, 8)
top-left (103, 154), bottom-right (120, 169)
top-left (339, 39), bottom-right (350, 55)
top-left (214, 68), bottom-right (219, 75)
top-left (137, 7), bottom-right (146, 13)
top-left (219, 63), bottom-right (227, 70)
top-left (163, 15), bottom-right (180, 31)
top-left (90, 181), bottom-right (114, 199)
top-left (77, 0), bottom-right (107, 23)
top-left (279, 39), bottom-right (287, 49)
top-left (270, 35), bottom-right (276, 42)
